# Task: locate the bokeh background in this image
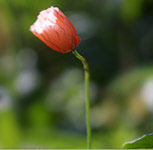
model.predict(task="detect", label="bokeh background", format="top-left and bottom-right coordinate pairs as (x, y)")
top-left (0, 0), bottom-right (153, 148)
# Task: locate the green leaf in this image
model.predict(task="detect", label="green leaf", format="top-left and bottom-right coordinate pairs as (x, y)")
top-left (121, 0), bottom-right (144, 23)
top-left (123, 133), bottom-right (153, 149)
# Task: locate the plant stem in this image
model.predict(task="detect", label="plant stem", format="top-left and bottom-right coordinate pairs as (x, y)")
top-left (72, 50), bottom-right (92, 149)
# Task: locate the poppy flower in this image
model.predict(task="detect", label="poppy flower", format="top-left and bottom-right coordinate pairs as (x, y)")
top-left (30, 6), bottom-right (80, 53)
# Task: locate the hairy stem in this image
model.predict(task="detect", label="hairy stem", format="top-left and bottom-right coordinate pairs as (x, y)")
top-left (72, 50), bottom-right (91, 149)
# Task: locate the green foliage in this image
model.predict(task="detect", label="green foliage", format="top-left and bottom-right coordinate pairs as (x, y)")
top-left (0, 0), bottom-right (153, 148)
top-left (0, 111), bottom-right (21, 148)
top-left (121, 0), bottom-right (144, 23)
top-left (123, 133), bottom-right (153, 149)
top-left (108, 66), bottom-right (153, 98)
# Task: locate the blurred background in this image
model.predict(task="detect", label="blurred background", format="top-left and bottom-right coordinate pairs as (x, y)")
top-left (0, 0), bottom-right (153, 148)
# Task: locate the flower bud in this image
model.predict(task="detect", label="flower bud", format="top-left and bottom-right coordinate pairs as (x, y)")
top-left (30, 6), bottom-right (80, 53)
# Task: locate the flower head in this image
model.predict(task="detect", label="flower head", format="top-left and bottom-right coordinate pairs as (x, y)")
top-left (30, 6), bottom-right (80, 53)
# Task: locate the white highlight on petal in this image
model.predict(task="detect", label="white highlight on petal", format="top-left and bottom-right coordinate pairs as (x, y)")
top-left (43, 19), bottom-right (56, 28)
top-left (30, 6), bottom-right (58, 34)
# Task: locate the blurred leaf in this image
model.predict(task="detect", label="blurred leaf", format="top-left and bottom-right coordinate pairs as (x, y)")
top-left (111, 124), bottom-right (137, 148)
top-left (123, 133), bottom-right (153, 149)
top-left (108, 66), bottom-right (153, 98)
top-left (27, 101), bottom-right (51, 128)
top-left (121, 0), bottom-right (144, 23)
top-left (0, 111), bottom-right (21, 148)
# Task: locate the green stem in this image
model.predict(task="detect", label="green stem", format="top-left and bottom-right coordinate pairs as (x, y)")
top-left (72, 50), bottom-right (92, 149)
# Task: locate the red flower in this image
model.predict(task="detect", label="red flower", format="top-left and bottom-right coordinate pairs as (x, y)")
top-left (30, 6), bottom-right (80, 53)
